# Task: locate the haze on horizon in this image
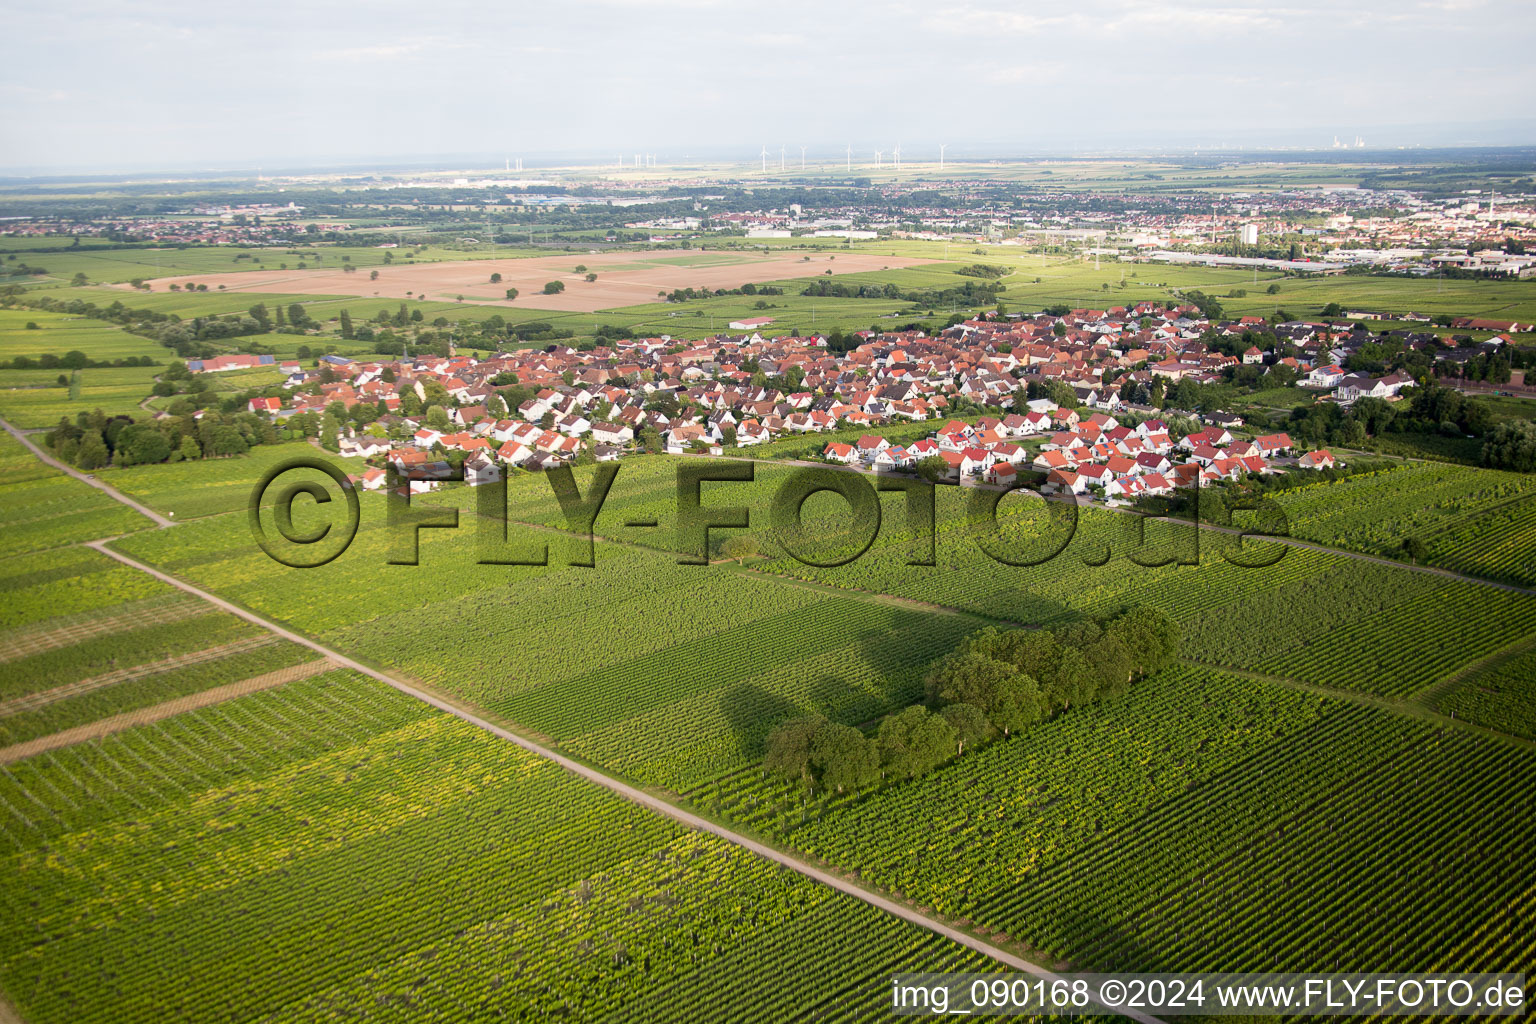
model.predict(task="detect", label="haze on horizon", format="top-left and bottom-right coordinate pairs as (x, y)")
top-left (2, 0), bottom-right (1534, 174)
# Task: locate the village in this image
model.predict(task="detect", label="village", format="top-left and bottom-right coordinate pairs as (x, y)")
top-left (169, 297), bottom-right (1503, 498)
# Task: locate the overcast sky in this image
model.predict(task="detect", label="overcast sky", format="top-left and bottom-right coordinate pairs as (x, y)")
top-left (3, 0), bottom-right (1534, 172)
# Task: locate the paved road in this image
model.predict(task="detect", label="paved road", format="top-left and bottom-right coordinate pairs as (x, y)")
top-left (1, 416), bottom-right (174, 528)
top-left (84, 541), bottom-right (1164, 1024)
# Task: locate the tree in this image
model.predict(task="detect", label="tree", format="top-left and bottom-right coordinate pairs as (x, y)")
top-left (1481, 419), bottom-right (1536, 472)
top-left (721, 536), bottom-right (759, 564)
top-left (990, 628), bottom-right (1061, 680)
top-left (1105, 605), bottom-right (1181, 677)
top-left (208, 424), bottom-right (249, 456)
top-left (543, 280), bottom-right (565, 295)
top-left (925, 649), bottom-right (1012, 707)
top-left (877, 706), bottom-right (957, 779)
top-left (809, 724), bottom-right (879, 793)
top-left (924, 648), bottom-right (1044, 736)
top-left (1043, 646), bottom-right (1098, 709)
top-left (370, 270), bottom-right (380, 281)
top-left (505, 288), bottom-right (519, 301)
top-left (915, 454), bottom-right (951, 483)
top-left (987, 672), bottom-right (1049, 736)
top-left (339, 309), bottom-right (354, 340)
top-left (1403, 536), bottom-right (1428, 563)
top-left (114, 422), bottom-right (171, 466)
top-left (764, 715), bottom-right (826, 788)
top-left (177, 435), bottom-right (202, 462)
top-left (939, 703), bottom-right (994, 756)
top-left (75, 430), bottom-right (109, 470)
top-left (1084, 634), bottom-right (1135, 698)
top-left (1045, 379), bottom-right (1079, 409)
top-left (585, 272), bottom-right (598, 282)
top-left (490, 272), bottom-right (502, 284)
top-left (426, 406), bottom-right (452, 430)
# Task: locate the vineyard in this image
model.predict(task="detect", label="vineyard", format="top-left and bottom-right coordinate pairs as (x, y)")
top-left (70, 448), bottom-right (1536, 1009)
top-left (1270, 461), bottom-right (1536, 563)
top-left (741, 484), bottom-right (1536, 697)
top-left (0, 540), bottom-right (331, 757)
top-left (1430, 645), bottom-right (1536, 740)
top-left (710, 666), bottom-right (1535, 977)
top-left (1423, 494), bottom-right (1536, 588)
top-left (0, 430), bottom-right (151, 557)
top-left (0, 672), bottom-right (998, 1024)
top-left (0, 546), bottom-right (168, 630)
top-left (101, 441), bottom-right (362, 520)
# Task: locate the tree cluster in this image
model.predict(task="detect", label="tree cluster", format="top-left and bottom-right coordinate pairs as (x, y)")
top-left (762, 607), bottom-right (1179, 794)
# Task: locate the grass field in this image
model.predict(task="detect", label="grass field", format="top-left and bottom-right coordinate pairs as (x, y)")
top-left (0, 364), bottom-right (159, 426)
top-left (0, 308), bottom-right (164, 362)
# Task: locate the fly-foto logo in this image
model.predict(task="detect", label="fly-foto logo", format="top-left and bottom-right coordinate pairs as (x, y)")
top-left (248, 458), bottom-right (1290, 570)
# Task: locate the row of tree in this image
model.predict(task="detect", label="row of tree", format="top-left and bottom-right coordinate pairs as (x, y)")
top-left (44, 407), bottom-right (284, 469)
top-left (763, 607), bottom-right (1180, 794)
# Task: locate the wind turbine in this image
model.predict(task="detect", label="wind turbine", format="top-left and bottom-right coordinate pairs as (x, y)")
top-left (893, 142), bottom-right (901, 170)
top-left (761, 145), bottom-right (768, 173)
top-left (845, 143), bottom-right (851, 171)
top-left (939, 143), bottom-right (947, 170)
top-left (779, 145), bottom-right (785, 171)
top-left (800, 145), bottom-right (806, 171)
top-left (875, 150), bottom-right (882, 168)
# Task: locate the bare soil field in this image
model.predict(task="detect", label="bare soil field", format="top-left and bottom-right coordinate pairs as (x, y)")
top-left (146, 250), bottom-right (940, 312)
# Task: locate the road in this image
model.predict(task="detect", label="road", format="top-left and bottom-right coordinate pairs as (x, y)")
top-left (1, 416), bottom-right (174, 528)
top-left (84, 541), bottom-right (1164, 1024)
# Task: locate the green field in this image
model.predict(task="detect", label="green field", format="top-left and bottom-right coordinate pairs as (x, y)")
top-left (99, 441), bottom-right (362, 520)
top-left (0, 670), bottom-right (996, 1024)
top-left (0, 431), bottom-right (152, 555)
top-left (1430, 643), bottom-right (1536, 740)
top-left (0, 308), bottom-right (164, 362)
top-left (759, 667), bottom-right (1534, 973)
top-left (1271, 461), bottom-right (1536, 567)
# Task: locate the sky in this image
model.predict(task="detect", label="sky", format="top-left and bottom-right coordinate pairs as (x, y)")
top-left (2, 0), bottom-right (1534, 172)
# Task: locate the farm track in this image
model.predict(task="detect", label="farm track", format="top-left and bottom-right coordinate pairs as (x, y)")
top-left (83, 539), bottom-right (1165, 1024)
top-left (0, 635), bottom-right (279, 714)
top-left (0, 416), bottom-right (173, 527)
top-left (0, 657), bottom-right (333, 765)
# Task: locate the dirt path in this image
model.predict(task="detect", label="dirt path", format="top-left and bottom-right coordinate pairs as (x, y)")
top-left (82, 540), bottom-right (1163, 1024)
top-left (0, 635), bottom-right (278, 714)
top-left (0, 658), bottom-right (333, 765)
top-left (0, 416), bottom-right (174, 528)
